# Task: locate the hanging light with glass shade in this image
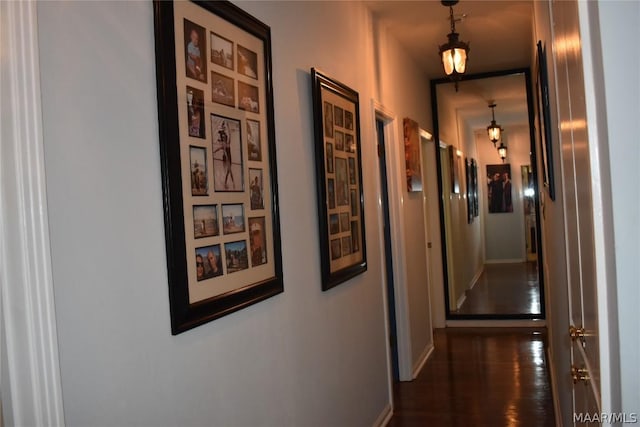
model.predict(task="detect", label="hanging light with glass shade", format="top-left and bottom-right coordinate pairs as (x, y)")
top-left (486, 103), bottom-right (503, 147)
top-left (497, 142), bottom-right (508, 162)
top-left (439, 0), bottom-right (470, 90)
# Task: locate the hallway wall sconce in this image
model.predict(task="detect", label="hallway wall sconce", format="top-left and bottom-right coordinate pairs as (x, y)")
top-left (498, 142), bottom-right (508, 162)
top-left (439, 0), bottom-right (470, 90)
top-left (487, 103), bottom-right (503, 146)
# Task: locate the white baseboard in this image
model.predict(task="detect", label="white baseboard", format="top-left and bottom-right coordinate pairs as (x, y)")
top-left (546, 346), bottom-right (563, 427)
top-left (412, 342), bottom-right (435, 379)
top-left (484, 258), bottom-right (527, 264)
top-left (468, 266), bottom-right (484, 291)
top-left (372, 403), bottom-right (393, 427)
top-left (456, 293), bottom-right (467, 310)
top-left (445, 319), bottom-right (547, 327)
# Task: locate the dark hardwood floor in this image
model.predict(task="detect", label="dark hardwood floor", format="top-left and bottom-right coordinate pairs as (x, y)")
top-left (388, 328), bottom-right (555, 427)
top-left (456, 262), bottom-right (542, 315)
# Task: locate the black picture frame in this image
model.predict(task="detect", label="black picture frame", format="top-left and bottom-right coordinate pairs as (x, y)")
top-left (154, 0), bottom-right (282, 334)
top-left (311, 68), bottom-right (367, 291)
top-left (536, 41), bottom-right (555, 201)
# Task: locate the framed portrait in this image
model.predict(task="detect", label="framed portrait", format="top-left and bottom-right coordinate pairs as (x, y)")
top-left (311, 68), bottom-right (367, 291)
top-left (154, 0), bottom-right (282, 334)
top-left (403, 117), bottom-right (422, 192)
top-left (536, 41), bottom-right (555, 201)
top-left (487, 164), bottom-right (514, 213)
top-left (465, 157), bottom-right (473, 224)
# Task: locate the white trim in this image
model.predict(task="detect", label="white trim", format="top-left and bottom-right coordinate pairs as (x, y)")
top-left (445, 319), bottom-right (547, 328)
top-left (412, 343), bottom-right (434, 379)
top-left (467, 265), bottom-right (484, 291)
top-left (456, 293), bottom-right (467, 310)
top-left (372, 100), bottom-right (413, 382)
top-left (372, 403), bottom-right (393, 427)
top-left (0, 1), bottom-right (65, 426)
top-left (546, 346), bottom-right (564, 427)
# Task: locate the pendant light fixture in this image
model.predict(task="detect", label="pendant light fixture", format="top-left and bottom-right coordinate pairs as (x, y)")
top-left (498, 142), bottom-right (508, 162)
top-left (486, 103), bottom-right (503, 146)
top-left (439, 0), bottom-right (470, 90)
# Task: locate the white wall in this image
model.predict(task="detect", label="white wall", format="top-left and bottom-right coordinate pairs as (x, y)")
top-left (36, 1), bottom-right (434, 425)
top-left (478, 126), bottom-right (529, 262)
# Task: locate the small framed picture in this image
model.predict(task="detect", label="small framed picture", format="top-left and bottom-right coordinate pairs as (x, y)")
top-left (222, 203), bottom-right (246, 234)
top-left (211, 71), bottom-right (235, 107)
top-left (195, 244), bottom-right (223, 281)
top-left (249, 168), bottom-right (264, 210)
top-left (334, 105), bottom-right (344, 128)
top-left (211, 114), bottom-right (243, 192)
top-left (225, 240), bottom-right (249, 273)
top-left (330, 238), bottom-right (341, 260)
top-left (340, 212), bottom-right (350, 232)
top-left (246, 119), bottom-right (262, 161)
top-left (238, 81), bottom-right (259, 113)
top-left (329, 214), bottom-right (340, 235)
top-left (210, 32), bottom-right (234, 70)
top-left (327, 178), bottom-right (336, 209)
top-left (189, 146), bottom-right (208, 196)
top-left (323, 101), bottom-right (333, 138)
top-left (326, 143), bottom-right (334, 174)
top-left (237, 44), bottom-right (258, 79)
top-left (335, 131), bottom-right (344, 151)
top-left (311, 69), bottom-right (366, 290)
top-left (193, 205), bottom-right (219, 238)
top-left (249, 217), bottom-right (268, 266)
top-left (187, 86), bottom-right (205, 139)
top-left (344, 110), bottom-right (353, 130)
top-left (184, 19), bottom-right (207, 82)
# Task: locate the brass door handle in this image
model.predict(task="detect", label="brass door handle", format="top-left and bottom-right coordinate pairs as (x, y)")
top-left (569, 325), bottom-right (586, 347)
top-left (571, 365), bottom-right (590, 384)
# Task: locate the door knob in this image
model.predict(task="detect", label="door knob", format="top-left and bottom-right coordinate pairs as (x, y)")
top-left (569, 325), bottom-right (586, 347)
top-left (571, 365), bottom-right (590, 384)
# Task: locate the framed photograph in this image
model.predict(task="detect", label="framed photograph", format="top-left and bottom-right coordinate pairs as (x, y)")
top-left (487, 164), bottom-right (513, 213)
top-left (154, 0), bottom-right (282, 334)
top-left (465, 157), bottom-right (473, 224)
top-left (311, 68), bottom-right (367, 291)
top-left (403, 117), bottom-right (422, 192)
top-left (471, 159), bottom-right (479, 217)
top-left (536, 41), bottom-right (555, 201)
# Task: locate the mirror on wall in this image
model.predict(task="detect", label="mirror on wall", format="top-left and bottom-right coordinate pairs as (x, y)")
top-left (431, 69), bottom-right (545, 319)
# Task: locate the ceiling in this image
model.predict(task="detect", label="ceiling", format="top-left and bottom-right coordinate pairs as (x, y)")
top-left (364, 0), bottom-right (534, 130)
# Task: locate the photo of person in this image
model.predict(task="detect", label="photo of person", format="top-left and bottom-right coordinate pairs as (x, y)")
top-left (340, 212), bottom-right (350, 232)
top-left (190, 146), bottom-right (208, 196)
top-left (193, 205), bottom-right (219, 238)
top-left (329, 214), bottom-right (340, 235)
top-left (487, 164), bottom-right (513, 213)
top-left (327, 178), bottom-right (336, 209)
top-left (210, 32), bottom-right (233, 70)
top-left (249, 168), bottom-right (264, 210)
top-left (323, 101), bottom-right (334, 138)
top-left (238, 81), bottom-right (259, 113)
top-left (246, 119), bottom-right (261, 161)
top-left (341, 237), bottom-right (351, 255)
top-left (351, 220), bottom-right (359, 252)
top-left (187, 86), bottom-right (205, 139)
top-left (222, 204), bottom-right (245, 234)
top-left (345, 133), bottom-right (355, 153)
top-left (225, 240), bottom-right (249, 273)
top-left (195, 244), bottom-right (223, 281)
top-left (335, 131), bottom-right (344, 151)
top-left (211, 114), bottom-right (243, 192)
top-left (184, 19), bottom-right (207, 82)
top-left (237, 45), bottom-right (258, 79)
top-left (326, 143), bottom-right (334, 173)
top-left (350, 189), bottom-right (358, 217)
top-left (334, 105), bottom-right (344, 128)
top-left (249, 217), bottom-right (267, 267)
top-left (344, 110), bottom-right (354, 130)
top-left (330, 238), bottom-right (341, 260)
top-left (335, 158), bottom-right (349, 206)
top-left (348, 157), bottom-right (356, 185)
top-left (211, 72), bottom-right (235, 107)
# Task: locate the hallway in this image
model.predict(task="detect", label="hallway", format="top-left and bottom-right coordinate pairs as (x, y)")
top-left (388, 328), bottom-right (555, 426)
top-left (456, 262), bottom-right (541, 315)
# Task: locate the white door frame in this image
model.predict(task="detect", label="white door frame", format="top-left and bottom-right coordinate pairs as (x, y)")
top-left (0, 1), bottom-right (65, 425)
